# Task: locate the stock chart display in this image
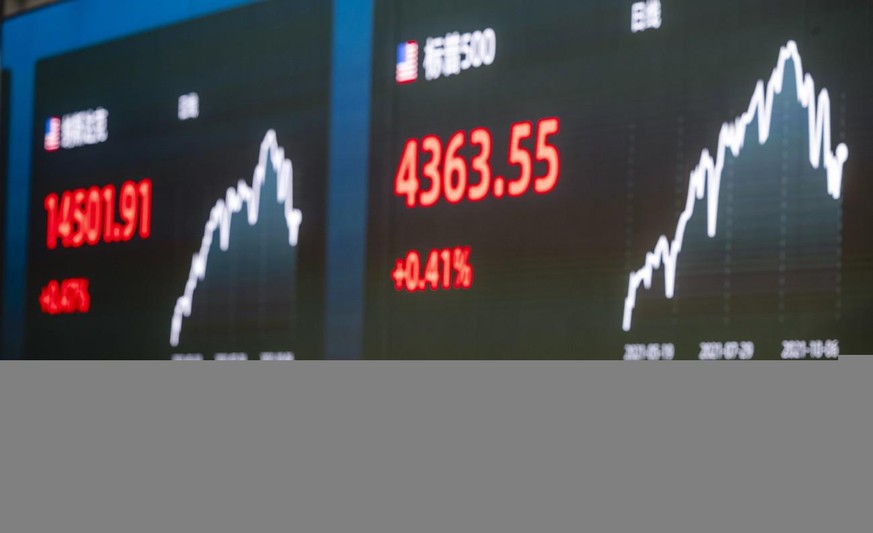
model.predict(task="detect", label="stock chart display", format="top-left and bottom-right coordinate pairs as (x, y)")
top-left (25, 0), bottom-right (331, 359)
top-left (365, 0), bottom-right (873, 359)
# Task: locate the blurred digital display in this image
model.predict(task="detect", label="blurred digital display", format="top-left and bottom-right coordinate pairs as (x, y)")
top-left (24, 0), bottom-right (331, 359)
top-left (10, 0), bottom-right (873, 360)
top-left (364, 0), bottom-right (873, 359)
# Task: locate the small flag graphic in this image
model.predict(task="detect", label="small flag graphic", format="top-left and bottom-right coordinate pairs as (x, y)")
top-left (396, 41), bottom-right (418, 84)
top-left (45, 117), bottom-right (61, 152)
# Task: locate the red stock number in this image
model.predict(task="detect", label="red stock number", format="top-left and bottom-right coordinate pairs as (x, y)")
top-left (44, 179), bottom-right (152, 250)
top-left (392, 247), bottom-right (474, 292)
top-left (39, 278), bottom-right (91, 315)
top-left (394, 117), bottom-right (560, 208)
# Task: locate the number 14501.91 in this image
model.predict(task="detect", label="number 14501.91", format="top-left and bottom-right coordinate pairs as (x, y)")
top-left (44, 179), bottom-right (152, 249)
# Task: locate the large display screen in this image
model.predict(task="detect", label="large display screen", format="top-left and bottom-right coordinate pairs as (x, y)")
top-left (365, 0), bottom-right (873, 359)
top-left (7, 0), bottom-right (872, 359)
top-left (24, 0), bottom-right (331, 359)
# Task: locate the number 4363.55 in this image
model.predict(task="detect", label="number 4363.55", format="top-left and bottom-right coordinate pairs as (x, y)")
top-left (395, 117), bottom-right (560, 208)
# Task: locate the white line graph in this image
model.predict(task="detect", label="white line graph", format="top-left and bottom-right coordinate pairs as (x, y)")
top-left (170, 130), bottom-right (302, 347)
top-left (622, 40), bottom-right (849, 332)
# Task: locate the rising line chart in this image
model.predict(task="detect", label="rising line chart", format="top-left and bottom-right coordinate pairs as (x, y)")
top-left (622, 40), bottom-right (849, 332)
top-left (170, 130), bottom-right (303, 347)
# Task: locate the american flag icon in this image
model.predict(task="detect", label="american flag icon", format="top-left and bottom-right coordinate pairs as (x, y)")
top-left (396, 41), bottom-right (418, 84)
top-left (44, 117), bottom-right (61, 152)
